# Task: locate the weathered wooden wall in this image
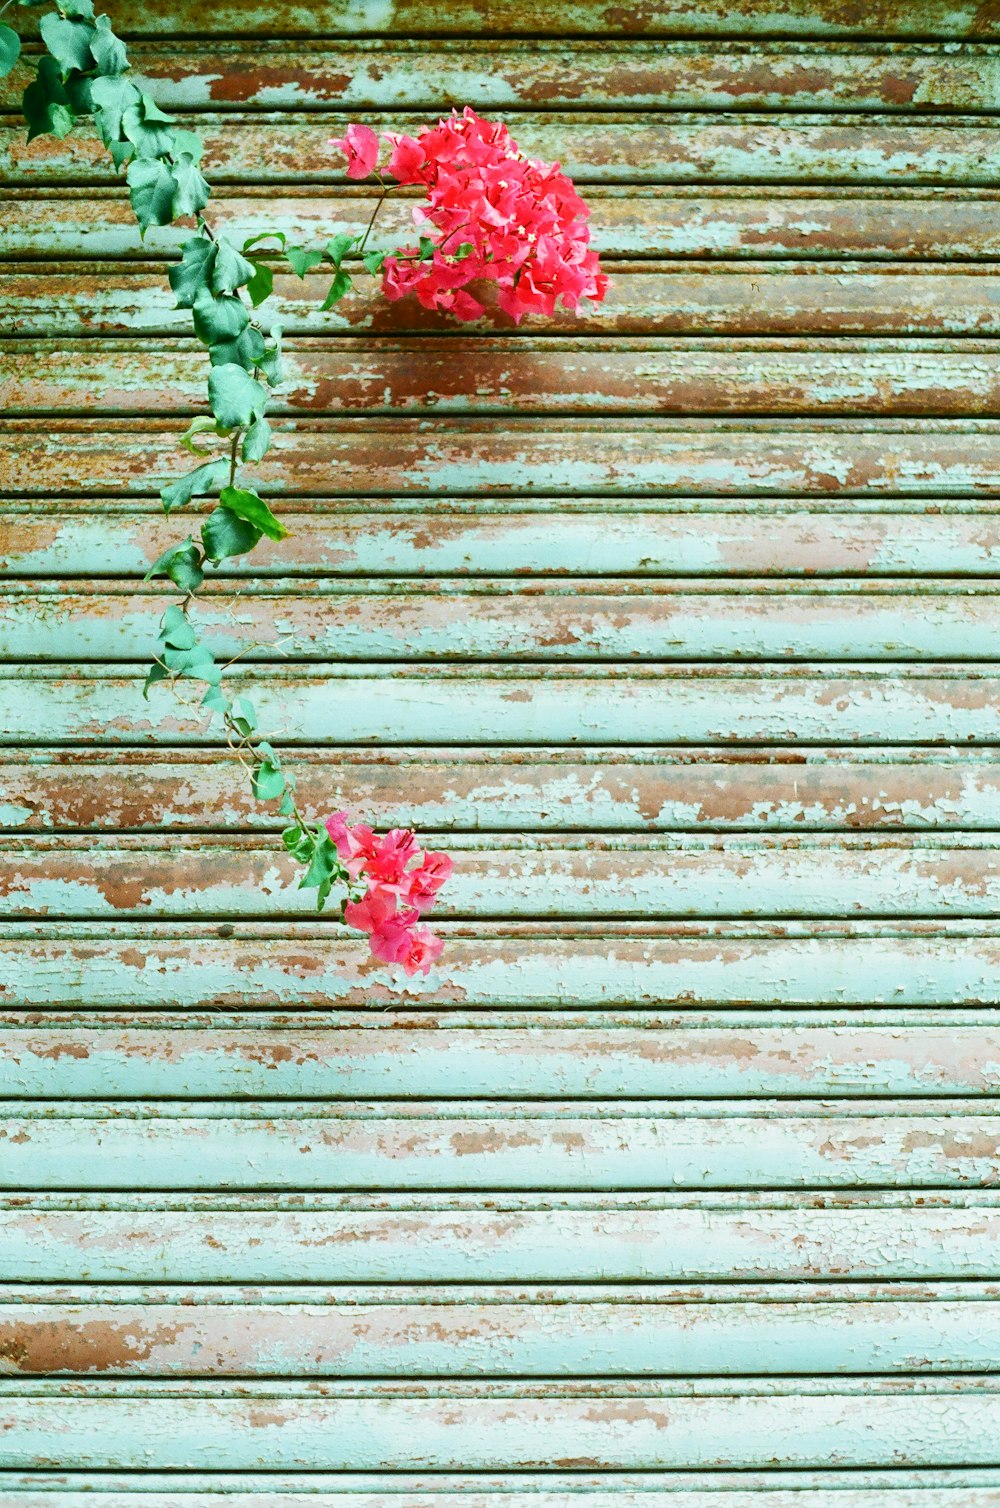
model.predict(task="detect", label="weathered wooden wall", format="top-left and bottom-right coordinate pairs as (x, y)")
top-left (3, 0), bottom-right (1000, 1498)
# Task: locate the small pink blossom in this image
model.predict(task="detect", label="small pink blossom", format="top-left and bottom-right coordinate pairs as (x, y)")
top-left (404, 851), bottom-right (453, 913)
top-left (330, 811), bottom-right (452, 973)
top-left (365, 828), bottom-right (420, 887)
top-left (396, 925), bottom-right (444, 976)
top-left (325, 811), bottom-right (377, 881)
top-left (329, 122), bottom-right (380, 180)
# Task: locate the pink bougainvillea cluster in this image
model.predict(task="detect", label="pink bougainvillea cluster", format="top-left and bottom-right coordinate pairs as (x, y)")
top-left (325, 813), bottom-right (453, 975)
top-left (330, 108), bottom-right (608, 323)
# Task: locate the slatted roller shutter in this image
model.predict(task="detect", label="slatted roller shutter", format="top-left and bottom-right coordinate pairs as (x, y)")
top-left (3, 0), bottom-right (1000, 1499)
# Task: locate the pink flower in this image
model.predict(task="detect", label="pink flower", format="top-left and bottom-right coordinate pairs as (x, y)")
top-left (365, 828), bottom-right (420, 887)
top-left (377, 108), bottom-right (607, 325)
top-left (325, 811), bottom-right (377, 881)
top-left (403, 851), bottom-right (453, 913)
top-left (396, 925), bottom-right (444, 976)
top-left (329, 122), bottom-right (380, 180)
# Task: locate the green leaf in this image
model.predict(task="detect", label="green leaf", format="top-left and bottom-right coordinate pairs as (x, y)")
top-left (208, 364), bottom-right (267, 429)
top-left (362, 249), bottom-right (386, 275)
top-left (201, 683), bottom-right (230, 714)
top-left (252, 752), bottom-right (286, 802)
top-left (285, 245), bottom-right (324, 278)
top-left (160, 603), bottom-right (197, 650)
top-left (418, 235), bottom-right (436, 261)
top-left (0, 25), bottom-right (21, 80)
top-left (299, 833), bottom-right (337, 903)
top-left (211, 236), bottom-right (256, 295)
top-left (144, 538), bottom-right (205, 592)
top-left (169, 237), bottom-right (216, 308)
top-left (320, 268), bottom-right (352, 310)
top-left (108, 138), bottom-right (133, 169)
top-left (454, 241), bottom-right (475, 260)
top-left (90, 75), bottom-right (142, 144)
top-left (257, 330), bottom-right (283, 386)
top-left (245, 260), bottom-right (273, 308)
top-left (127, 157), bottom-right (178, 234)
top-left (201, 504), bottom-right (262, 562)
top-left (163, 641), bottom-right (221, 684)
top-left (192, 288), bottom-right (249, 347)
top-left (89, 13), bottom-right (128, 75)
top-left (243, 231), bottom-right (286, 253)
top-left (242, 415), bottom-right (272, 463)
top-left (282, 822), bottom-right (315, 864)
top-left (171, 127), bottom-right (203, 161)
top-left (61, 0), bottom-right (97, 18)
top-left (122, 94), bottom-right (176, 159)
top-left (229, 695), bottom-right (258, 737)
top-left (22, 57), bottom-right (75, 141)
top-left (219, 484), bottom-right (287, 542)
top-left (39, 13), bottom-right (95, 74)
top-left (160, 456), bottom-right (229, 515)
top-left (143, 659), bottom-right (170, 698)
top-left (209, 326), bottom-right (267, 369)
top-left (179, 415), bottom-right (224, 456)
top-left (326, 232), bottom-right (356, 266)
top-left (63, 69), bottom-right (92, 115)
top-left (171, 153), bottom-right (211, 219)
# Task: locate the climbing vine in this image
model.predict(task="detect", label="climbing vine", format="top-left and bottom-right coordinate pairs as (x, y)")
top-left (2, 1), bottom-right (607, 969)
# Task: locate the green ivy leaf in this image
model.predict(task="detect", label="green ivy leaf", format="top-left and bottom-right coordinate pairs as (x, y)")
top-left (161, 456), bottom-right (230, 515)
top-left (172, 153), bottom-right (211, 219)
top-left (90, 75), bottom-right (142, 145)
top-left (144, 538), bottom-right (205, 592)
top-left (0, 25), bottom-right (21, 80)
top-left (171, 127), bottom-right (204, 161)
top-left (229, 695), bottom-right (257, 735)
top-left (282, 822), bottom-right (316, 864)
top-left (63, 69), bottom-right (93, 115)
top-left (163, 641), bottom-right (221, 684)
top-left (326, 232), bottom-right (356, 266)
top-left (418, 235), bottom-right (436, 261)
top-left (192, 288), bottom-right (249, 346)
top-left (220, 484), bottom-right (287, 541)
top-left (201, 682), bottom-right (230, 713)
top-left (201, 504), bottom-right (262, 561)
top-left (61, 0), bottom-right (97, 18)
top-left (285, 245), bottom-right (324, 278)
top-left (252, 752), bottom-right (286, 801)
top-left (211, 236), bottom-right (256, 295)
top-left (257, 330), bottom-right (283, 385)
top-left (38, 13), bottom-right (95, 74)
top-left (180, 414), bottom-right (225, 456)
top-left (244, 231), bottom-right (286, 253)
top-left (208, 363), bottom-right (267, 429)
top-left (127, 157), bottom-right (178, 234)
top-left (143, 659), bottom-right (170, 698)
top-left (320, 268), bottom-right (352, 310)
top-left (362, 249), bottom-right (386, 275)
top-left (23, 57), bottom-right (75, 142)
top-left (245, 260), bottom-right (273, 308)
top-left (169, 237), bottom-right (216, 308)
top-left (122, 94), bottom-right (176, 159)
top-left (208, 325), bottom-right (267, 369)
top-left (89, 14), bottom-right (128, 75)
top-left (160, 602), bottom-right (197, 650)
top-left (242, 415), bottom-right (272, 463)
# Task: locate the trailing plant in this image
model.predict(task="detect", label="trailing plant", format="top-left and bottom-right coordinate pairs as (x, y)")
top-left (3, 2), bottom-right (607, 970)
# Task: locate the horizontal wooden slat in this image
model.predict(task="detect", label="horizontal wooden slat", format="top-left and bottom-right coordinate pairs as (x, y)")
top-left (3, 1016), bottom-right (999, 1097)
top-left (12, 0), bottom-right (1000, 38)
top-left (5, 500), bottom-right (1000, 579)
top-left (7, 748), bottom-right (1000, 833)
top-left (5, 1191), bottom-right (998, 1282)
top-left (6, 921), bottom-right (1000, 1008)
top-left (8, 579), bottom-right (1000, 663)
top-left (14, 113), bottom-right (1000, 187)
top-left (10, 188), bottom-right (1000, 261)
top-left (3, 1378), bottom-right (1000, 1471)
top-left (3, 1097), bottom-right (997, 1191)
top-left (7, 262), bottom-right (1000, 338)
top-left (7, 665), bottom-right (1000, 746)
top-left (13, 337), bottom-right (1000, 418)
top-left (10, 418), bottom-right (1000, 498)
top-left (4, 1473), bottom-right (1000, 1507)
top-left (9, 40), bottom-right (1000, 114)
top-left (15, 833), bottom-right (1000, 920)
top-left (3, 1283), bottom-right (998, 1376)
